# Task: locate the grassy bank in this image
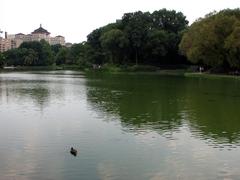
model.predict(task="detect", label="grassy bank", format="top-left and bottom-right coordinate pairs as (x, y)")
top-left (185, 72), bottom-right (240, 80)
top-left (86, 65), bottom-right (240, 80)
top-left (89, 64), bottom-right (240, 79)
top-left (84, 64), bottom-right (161, 73)
top-left (1, 64), bottom-right (240, 80)
top-left (85, 64), bottom-right (190, 73)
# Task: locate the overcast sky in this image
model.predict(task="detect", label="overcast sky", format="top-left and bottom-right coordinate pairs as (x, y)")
top-left (1, 0), bottom-right (240, 43)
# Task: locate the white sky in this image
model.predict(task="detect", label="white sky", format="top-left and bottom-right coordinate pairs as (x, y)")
top-left (1, 0), bottom-right (240, 43)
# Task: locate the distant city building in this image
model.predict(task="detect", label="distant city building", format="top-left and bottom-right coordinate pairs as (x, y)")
top-left (31, 25), bottom-right (51, 43)
top-left (0, 25), bottom-right (66, 52)
top-left (0, 32), bottom-right (14, 52)
top-left (65, 42), bottom-right (73, 48)
top-left (50, 35), bottom-right (65, 45)
top-left (0, 37), bottom-right (12, 52)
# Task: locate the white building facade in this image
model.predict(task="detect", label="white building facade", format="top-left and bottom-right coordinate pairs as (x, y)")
top-left (0, 32), bottom-right (15, 52)
top-left (0, 25), bottom-right (66, 52)
top-left (0, 37), bottom-right (11, 52)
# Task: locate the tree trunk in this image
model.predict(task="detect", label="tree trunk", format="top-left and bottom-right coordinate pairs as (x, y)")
top-left (135, 49), bottom-right (138, 65)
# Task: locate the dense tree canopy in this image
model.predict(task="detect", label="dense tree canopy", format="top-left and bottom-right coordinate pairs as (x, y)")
top-left (86, 9), bottom-right (189, 65)
top-left (0, 53), bottom-right (5, 67)
top-left (4, 40), bottom-right (54, 66)
top-left (179, 9), bottom-right (240, 69)
top-left (55, 48), bottom-right (69, 65)
top-left (3, 41), bottom-right (79, 67)
top-left (100, 29), bottom-right (129, 64)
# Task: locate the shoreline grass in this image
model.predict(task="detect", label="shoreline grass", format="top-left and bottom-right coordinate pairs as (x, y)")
top-left (1, 65), bottom-right (240, 80)
top-left (184, 72), bottom-right (240, 80)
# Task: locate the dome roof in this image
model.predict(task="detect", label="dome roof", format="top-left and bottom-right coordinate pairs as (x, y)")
top-left (16, 33), bottom-right (25, 35)
top-left (32, 24), bottom-right (50, 35)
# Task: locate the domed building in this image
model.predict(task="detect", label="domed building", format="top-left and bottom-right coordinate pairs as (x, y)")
top-left (3, 24), bottom-right (66, 51)
top-left (31, 24), bottom-right (51, 42)
top-left (32, 25), bottom-right (50, 35)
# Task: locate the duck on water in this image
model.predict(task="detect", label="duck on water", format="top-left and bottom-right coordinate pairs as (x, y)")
top-left (70, 147), bottom-right (77, 156)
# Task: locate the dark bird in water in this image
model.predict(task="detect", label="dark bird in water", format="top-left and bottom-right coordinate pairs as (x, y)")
top-left (70, 147), bottom-right (77, 156)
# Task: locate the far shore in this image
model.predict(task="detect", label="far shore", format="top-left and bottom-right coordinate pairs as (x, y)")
top-left (1, 65), bottom-right (240, 80)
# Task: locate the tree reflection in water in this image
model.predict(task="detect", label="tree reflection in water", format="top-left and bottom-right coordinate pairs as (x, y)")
top-left (86, 73), bottom-right (240, 148)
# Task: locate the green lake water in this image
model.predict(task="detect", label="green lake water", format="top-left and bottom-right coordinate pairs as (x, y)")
top-left (0, 71), bottom-right (240, 179)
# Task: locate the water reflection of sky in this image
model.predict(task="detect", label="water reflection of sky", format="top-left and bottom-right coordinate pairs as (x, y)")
top-left (0, 72), bottom-right (86, 111)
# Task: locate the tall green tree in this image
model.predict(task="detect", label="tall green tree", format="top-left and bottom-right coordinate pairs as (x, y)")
top-left (179, 9), bottom-right (240, 69)
top-left (68, 43), bottom-right (84, 64)
top-left (144, 30), bottom-right (169, 63)
top-left (23, 49), bottom-right (38, 66)
top-left (40, 40), bottom-right (54, 65)
top-left (224, 25), bottom-right (240, 68)
top-left (55, 48), bottom-right (69, 65)
top-left (86, 9), bottom-right (188, 66)
top-left (87, 28), bottom-right (105, 64)
top-left (4, 48), bottom-right (22, 66)
top-left (51, 44), bottom-right (63, 56)
top-left (122, 11), bottom-right (152, 64)
top-left (151, 9), bottom-right (188, 33)
top-left (0, 53), bottom-right (5, 68)
top-left (100, 29), bottom-right (129, 64)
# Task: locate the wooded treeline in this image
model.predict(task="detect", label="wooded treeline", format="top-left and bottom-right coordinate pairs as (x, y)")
top-left (1, 8), bottom-right (240, 71)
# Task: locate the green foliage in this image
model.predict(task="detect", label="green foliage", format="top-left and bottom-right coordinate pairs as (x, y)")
top-left (144, 30), bottom-right (169, 61)
top-left (86, 9), bottom-right (188, 66)
top-left (4, 40), bottom-right (57, 66)
top-left (40, 40), bottom-right (54, 65)
top-left (4, 48), bottom-right (22, 66)
top-left (122, 11), bottom-right (152, 64)
top-left (179, 8), bottom-right (240, 69)
top-left (55, 48), bottom-right (69, 65)
top-left (87, 28), bottom-right (105, 64)
top-left (0, 53), bottom-right (5, 68)
top-left (100, 29), bottom-right (129, 64)
top-left (10, 40), bottom-right (54, 66)
top-left (67, 43), bottom-right (84, 64)
top-left (151, 9), bottom-right (189, 33)
top-left (224, 26), bottom-right (240, 68)
top-left (51, 44), bottom-right (63, 56)
top-left (75, 42), bottom-right (94, 68)
top-left (22, 48), bottom-right (38, 66)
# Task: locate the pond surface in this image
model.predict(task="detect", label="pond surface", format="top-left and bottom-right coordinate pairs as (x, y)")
top-left (0, 71), bottom-right (240, 179)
